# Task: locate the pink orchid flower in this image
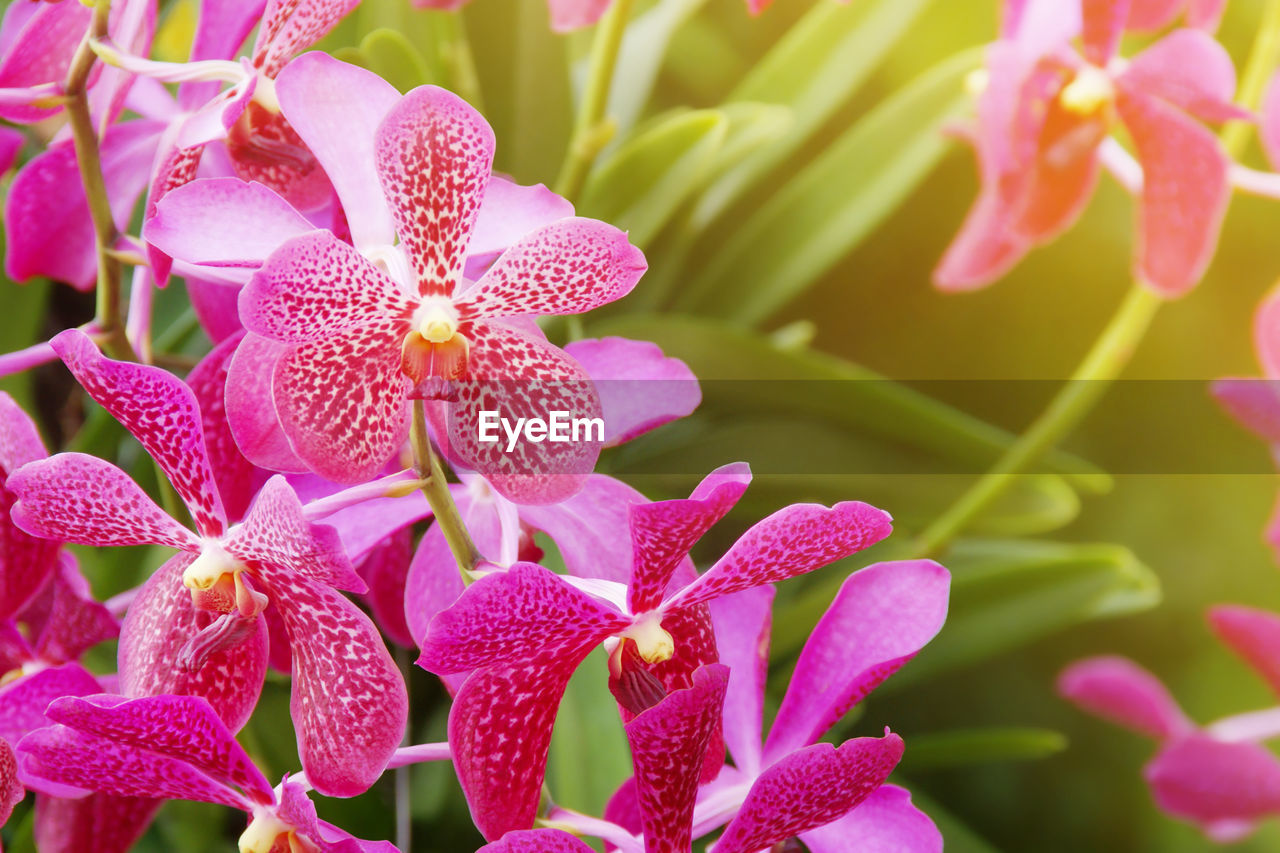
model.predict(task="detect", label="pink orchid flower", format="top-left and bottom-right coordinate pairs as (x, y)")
top-left (660, 560), bottom-right (951, 853)
top-left (936, 0), bottom-right (1244, 296)
top-left (0, 393), bottom-right (62, 621)
top-left (478, 829), bottom-right (599, 852)
top-left (7, 330), bottom-right (407, 797)
top-left (17, 693), bottom-right (397, 852)
top-left (1060, 606), bottom-right (1280, 842)
top-left (418, 463), bottom-right (893, 840)
top-left (235, 80), bottom-right (645, 501)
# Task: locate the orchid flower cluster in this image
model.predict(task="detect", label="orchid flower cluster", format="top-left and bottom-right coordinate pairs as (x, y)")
top-left (0, 0), bottom-right (957, 851)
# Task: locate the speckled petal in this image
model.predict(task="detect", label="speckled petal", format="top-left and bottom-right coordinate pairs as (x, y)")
top-left (226, 333), bottom-right (309, 473)
top-left (188, 332), bottom-right (260, 523)
top-left (709, 585), bottom-right (774, 776)
top-left (375, 85), bottom-right (495, 297)
top-left (0, 392), bottom-right (59, 620)
top-left (519, 474), bottom-right (646, 584)
top-left (419, 562), bottom-right (628, 675)
top-left (0, 738), bottom-right (22, 825)
top-left (764, 561), bottom-right (950, 764)
top-left (625, 664), bottom-right (728, 853)
top-left (0, 663), bottom-right (102, 746)
top-left (628, 463), bottom-right (750, 614)
top-left (8, 453), bottom-right (200, 550)
top-left (664, 502), bottom-right (893, 612)
top-left (273, 320), bottom-right (411, 484)
top-left (479, 829), bottom-right (597, 852)
top-left (1058, 656), bottom-right (1193, 740)
top-left (799, 785), bottom-right (943, 853)
top-left (119, 552), bottom-right (268, 733)
top-left (252, 0), bottom-right (360, 78)
top-left (457, 218), bottom-right (644, 320)
top-left (268, 569), bottom-right (407, 797)
top-left (714, 735), bottom-right (905, 853)
top-left (467, 177), bottom-right (574, 259)
top-left (50, 328), bottom-right (227, 537)
top-left (26, 555), bottom-right (119, 665)
top-left (33, 793), bottom-right (161, 853)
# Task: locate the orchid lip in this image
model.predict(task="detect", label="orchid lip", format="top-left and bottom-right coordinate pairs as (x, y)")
top-left (619, 615), bottom-right (675, 664)
top-left (182, 541), bottom-right (242, 591)
top-left (238, 806), bottom-right (295, 853)
top-left (413, 297), bottom-right (461, 343)
top-left (1060, 65), bottom-right (1115, 115)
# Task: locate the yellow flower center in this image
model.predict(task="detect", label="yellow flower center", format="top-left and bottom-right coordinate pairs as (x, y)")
top-left (620, 615), bottom-right (675, 664)
top-left (1059, 65), bottom-right (1115, 116)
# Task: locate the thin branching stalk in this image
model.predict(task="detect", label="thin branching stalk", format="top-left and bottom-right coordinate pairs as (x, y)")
top-left (411, 399), bottom-right (483, 581)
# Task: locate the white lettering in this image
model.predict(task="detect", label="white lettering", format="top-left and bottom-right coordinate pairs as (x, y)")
top-left (477, 411), bottom-right (607, 452)
top-left (478, 411), bottom-right (500, 443)
top-left (502, 417), bottom-right (525, 453)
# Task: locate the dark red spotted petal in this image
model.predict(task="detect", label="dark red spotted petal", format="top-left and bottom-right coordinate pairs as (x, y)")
top-left (33, 793), bottom-right (161, 853)
top-left (119, 552), bottom-right (268, 733)
top-left (188, 332), bottom-right (260, 523)
top-left (664, 502), bottom-right (893, 612)
top-left (479, 829), bottom-right (597, 852)
top-left (714, 734), bottom-right (905, 853)
top-left (0, 738), bottom-right (21, 826)
top-left (50, 329), bottom-right (227, 537)
top-left (624, 664), bottom-right (728, 853)
top-left (0, 392), bottom-right (59, 620)
top-left (252, 0), bottom-right (360, 78)
top-left (375, 85), bottom-right (495, 297)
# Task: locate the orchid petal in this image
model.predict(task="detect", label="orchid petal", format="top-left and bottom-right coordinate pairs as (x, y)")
top-left (458, 218), bottom-right (645, 319)
top-left (1058, 656), bottom-right (1193, 739)
top-left (0, 664), bottom-right (102, 746)
top-left (799, 784), bottom-right (943, 853)
top-left (253, 0), bottom-right (360, 78)
top-left (375, 85), bottom-right (495, 297)
top-left (479, 829), bottom-right (597, 852)
top-left (25, 555), bottom-right (119, 665)
top-left (1211, 378), bottom-right (1280, 444)
top-left (356, 528), bottom-right (415, 647)
top-left (1117, 84), bottom-right (1230, 297)
top-left (119, 552), bottom-right (268, 733)
top-left (33, 792), bottom-right (161, 853)
top-left (467, 177), bottom-right (574, 259)
top-left (1081, 0), bottom-right (1131, 65)
top-left (547, 0), bottom-right (614, 32)
top-left (664, 502), bottom-right (893, 612)
top-left (1146, 734), bottom-right (1280, 825)
top-left (188, 333), bottom-right (260, 522)
top-left (189, 277), bottom-right (248, 342)
top-left (8, 453), bottom-right (200, 550)
top-left (628, 462), bottom-right (751, 614)
top-left (0, 0), bottom-right (90, 123)
top-left (1123, 29), bottom-right (1247, 122)
top-left (714, 734), bottom-right (905, 853)
top-left (519, 474), bottom-right (646, 584)
top-left (273, 320), bottom-right (411, 484)
top-left (764, 561), bottom-right (950, 764)
top-left (0, 126), bottom-right (22, 174)
top-left (563, 338), bottom-right (701, 446)
top-left (51, 328), bottom-right (227, 536)
top-left (0, 739), bottom-right (21, 826)
top-left (0, 393), bottom-right (59, 620)
top-left (179, 0), bottom-right (266, 109)
top-left (226, 333), bottom-right (309, 473)
top-left (268, 569), bottom-right (407, 797)
top-left (709, 586), bottom-right (774, 777)
top-left (1208, 605), bottom-right (1280, 698)
top-left (242, 230), bottom-right (413, 343)
top-left (275, 53), bottom-right (400, 251)
top-left (1125, 0), bottom-right (1183, 30)
top-left (420, 563), bottom-right (628, 674)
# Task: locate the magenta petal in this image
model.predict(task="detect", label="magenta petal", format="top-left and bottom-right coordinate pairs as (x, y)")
top-left (449, 655), bottom-right (586, 840)
top-left (273, 321), bottom-right (411, 484)
top-left (241, 230), bottom-right (412, 343)
top-left (1057, 656), bottom-right (1193, 739)
top-left (0, 0), bottom-right (90, 122)
top-left (625, 664), bottom-right (728, 853)
top-left (253, 0), bottom-right (359, 77)
top-left (563, 338), bottom-right (701, 447)
top-left (1123, 29), bottom-right (1248, 122)
top-left (665, 502), bottom-right (893, 612)
top-left (1146, 734), bottom-right (1280, 825)
top-left (0, 738), bottom-right (21, 826)
top-left (226, 333), bottom-right (309, 473)
top-left (0, 126), bottom-right (23, 174)
top-left (799, 784), bottom-right (943, 853)
top-left (420, 563), bottom-right (628, 674)
top-left (269, 570), bottom-right (407, 797)
top-left (231, 476), bottom-right (364, 593)
top-left (275, 53), bottom-right (401, 251)
top-left (51, 328), bottom-right (227, 537)
top-left (519, 474), bottom-right (646, 584)
top-left (179, 0), bottom-right (264, 108)
top-left (0, 664), bottom-right (102, 746)
top-left (458, 218), bottom-right (645, 319)
top-left (764, 561), bottom-right (950, 764)
top-left (468, 177), bottom-right (574, 259)
top-left (188, 333), bottom-right (259, 522)
top-left (1207, 605), bottom-right (1280, 698)
top-left (17, 724), bottom-right (249, 809)
top-left (1211, 378), bottom-right (1280, 444)
top-left (628, 462), bottom-right (751, 614)
top-left (0, 393), bottom-right (59, 620)
top-left (715, 734), bottom-right (905, 853)
top-left (1117, 84), bottom-right (1230, 297)
top-left (143, 178), bottom-right (314, 272)
top-left (26, 555), bottom-right (119, 665)
top-left (547, 0), bottom-right (614, 31)
top-left (357, 528), bottom-right (415, 647)
top-left (8, 453), bottom-right (200, 550)
top-left (710, 585), bottom-right (774, 776)
top-left (33, 792), bottom-right (161, 853)
top-left (1125, 0), bottom-right (1183, 30)
top-left (375, 85), bottom-right (495, 297)
top-left (44, 694), bottom-right (274, 803)
top-left (479, 829), bottom-right (597, 852)
top-left (1080, 0), bottom-right (1130, 65)
top-left (119, 552), bottom-right (268, 733)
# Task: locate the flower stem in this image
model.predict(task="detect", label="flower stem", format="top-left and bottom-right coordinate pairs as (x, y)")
top-left (1222, 0), bottom-right (1280, 159)
top-left (553, 0), bottom-right (634, 202)
top-left (410, 400), bottom-right (482, 581)
top-left (64, 0), bottom-right (134, 363)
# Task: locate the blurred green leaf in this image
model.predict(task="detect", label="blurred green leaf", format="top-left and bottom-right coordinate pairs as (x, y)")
top-left (680, 46), bottom-right (980, 322)
top-left (579, 109), bottom-right (727, 247)
top-left (601, 0), bottom-right (710, 134)
top-left (546, 648), bottom-right (633, 817)
top-left (905, 788), bottom-right (1002, 853)
top-left (897, 727), bottom-right (1068, 772)
top-left (590, 314), bottom-right (1106, 487)
top-left (883, 539), bottom-right (1161, 689)
top-left (357, 29), bottom-right (433, 92)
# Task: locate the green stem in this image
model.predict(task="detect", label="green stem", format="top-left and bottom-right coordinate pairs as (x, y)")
top-left (1222, 0), bottom-right (1280, 159)
top-left (410, 400), bottom-right (482, 581)
top-left (64, 0), bottom-right (134, 363)
top-left (553, 0), bottom-right (634, 202)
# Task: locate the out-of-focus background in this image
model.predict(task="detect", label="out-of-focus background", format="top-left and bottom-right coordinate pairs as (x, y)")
top-left (4, 0), bottom-right (1280, 850)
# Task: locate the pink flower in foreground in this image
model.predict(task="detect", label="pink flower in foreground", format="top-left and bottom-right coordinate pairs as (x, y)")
top-left (1060, 606), bottom-right (1280, 841)
top-left (936, 0), bottom-right (1243, 295)
top-left (7, 330), bottom-right (406, 797)
top-left (238, 83), bottom-right (645, 501)
top-left (418, 463), bottom-right (893, 840)
top-left (17, 694), bottom-right (397, 852)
